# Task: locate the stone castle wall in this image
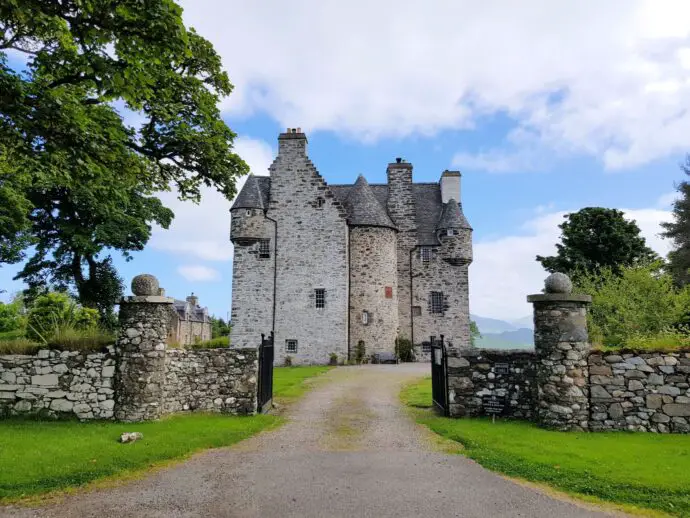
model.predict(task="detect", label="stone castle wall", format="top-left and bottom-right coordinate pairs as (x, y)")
top-left (589, 351), bottom-right (690, 433)
top-left (230, 208), bottom-right (276, 349)
top-left (348, 227), bottom-right (399, 359)
top-left (268, 135), bottom-right (350, 365)
top-left (0, 348), bottom-right (116, 419)
top-left (411, 249), bottom-right (471, 355)
top-left (386, 163), bottom-right (416, 343)
top-left (447, 348), bottom-right (536, 419)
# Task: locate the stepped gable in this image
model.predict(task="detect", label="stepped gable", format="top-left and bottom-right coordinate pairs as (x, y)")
top-left (437, 198), bottom-right (472, 231)
top-left (231, 174), bottom-right (269, 210)
top-left (343, 175), bottom-right (397, 229)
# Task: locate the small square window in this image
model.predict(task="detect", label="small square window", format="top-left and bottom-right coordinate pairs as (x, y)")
top-left (316, 197), bottom-right (325, 208)
top-left (420, 247), bottom-right (433, 264)
top-left (315, 288), bottom-right (325, 309)
top-left (430, 291), bottom-right (444, 314)
top-left (362, 310), bottom-right (369, 325)
top-left (446, 228), bottom-right (455, 237)
top-left (258, 239), bottom-right (270, 258)
top-left (286, 339), bottom-right (298, 353)
top-left (412, 306), bottom-right (422, 317)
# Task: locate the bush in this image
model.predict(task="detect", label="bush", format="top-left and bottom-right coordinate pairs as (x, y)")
top-left (354, 340), bottom-right (366, 364)
top-left (0, 296), bottom-right (25, 333)
top-left (284, 355), bottom-right (293, 367)
top-left (329, 352), bottom-right (338, 365)
top-left (575, 262), bottom-right (690, 347)
top-left (26, 292), bottom-right (99, 342)
top-left (189, 336), bottom-right (230, 349)
top-left (0, 338), bottom-right (43, 355)
top-left (395, 337), bottom-right (415, 362)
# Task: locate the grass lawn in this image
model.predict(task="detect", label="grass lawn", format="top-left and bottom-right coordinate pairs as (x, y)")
top-left (272, 365), bottom-right (332, 404)
top-left (402, 377), bottom-right (690, 517)
top-left (0, 365), bottom-right (331, 503)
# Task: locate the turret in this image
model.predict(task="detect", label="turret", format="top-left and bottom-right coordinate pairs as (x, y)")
top-left (436, 198), bottom-right (472, 265)
top-left (230, 175), bottom-right (267, 245)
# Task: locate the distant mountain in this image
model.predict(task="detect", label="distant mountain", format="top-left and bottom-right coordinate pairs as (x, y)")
top-left (470, 314), bottom-right (517, 334)
top-left (470, 313), bottom-right (534, 349)
top-left (510, 316), bottom-right (534, 330)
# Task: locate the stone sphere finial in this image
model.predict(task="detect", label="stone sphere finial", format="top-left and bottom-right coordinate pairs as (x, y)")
top-left (544, 272), bottom-right (572, 294)
top-left (131, 274), bottom-right (160, 296)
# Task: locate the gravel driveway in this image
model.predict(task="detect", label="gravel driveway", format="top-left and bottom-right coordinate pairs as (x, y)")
top-left (2, 364), bottom-right (618, 518)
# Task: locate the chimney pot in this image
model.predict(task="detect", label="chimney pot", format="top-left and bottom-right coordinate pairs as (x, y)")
top-left (396, 157), bottom-right (402, 163)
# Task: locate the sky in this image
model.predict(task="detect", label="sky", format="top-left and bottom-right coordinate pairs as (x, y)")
top-left (1, 1), bottom-right (690, 322)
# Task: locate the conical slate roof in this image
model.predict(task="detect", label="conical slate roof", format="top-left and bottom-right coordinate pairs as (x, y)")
top-left (231, 174), bottom-right (264, 210)
top-left (437, 199), bottom-right (472, 230)
top-left (345, 175), bottom-right (397, 230)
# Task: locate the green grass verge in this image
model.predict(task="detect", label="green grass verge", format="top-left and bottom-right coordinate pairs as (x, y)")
top-left (272, 365), bottom-right (332, 403)
top-left (0, 366), bottom-right (332, 502)
top-left (402, 377), bottom-right (690, 517)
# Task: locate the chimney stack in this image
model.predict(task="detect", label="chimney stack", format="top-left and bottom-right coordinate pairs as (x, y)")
top-left (278, 127), bottom-right (307, 156)
top-left (440, 170), bottom-right (461, 204)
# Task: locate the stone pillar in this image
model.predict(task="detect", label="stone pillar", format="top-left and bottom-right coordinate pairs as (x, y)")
top-left (527, 273), bottom-right (592, 431)
top-left (114, 274), bottom-right (173, 422)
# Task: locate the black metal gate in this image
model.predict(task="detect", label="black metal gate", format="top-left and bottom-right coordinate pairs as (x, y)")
top-left (258, 332), bottom-right (274, 413)
top-left (430, 335), bottom-right (449, 416)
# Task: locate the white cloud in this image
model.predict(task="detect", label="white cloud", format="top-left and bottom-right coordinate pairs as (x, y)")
top-left (177, 265), bottom-right (220, 282)
top-left (469, 206), bottom-right (674, 320)
top-left (149, 136), bottom-right (274, 261)
top-left (181, 0), bottom-right (690, 169)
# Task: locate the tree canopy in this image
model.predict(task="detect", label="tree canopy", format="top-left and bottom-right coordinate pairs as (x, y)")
top-left (0, 0), bottom-right (248, 318)
top-left (536, 207), bottom-right (657, 279)
top-left (661, 156), bottom-right (690, 286)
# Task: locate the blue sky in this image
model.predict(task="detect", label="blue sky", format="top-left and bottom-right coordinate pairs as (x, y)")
top-left (2, 1), bottom-right (689, 321)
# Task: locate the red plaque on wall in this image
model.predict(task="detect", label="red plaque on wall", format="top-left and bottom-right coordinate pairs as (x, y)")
top-left (385, 286), bottom-right (393, 298)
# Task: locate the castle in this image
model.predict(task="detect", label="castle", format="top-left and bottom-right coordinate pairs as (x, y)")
top-left (230, 129), bottom-right (472, 365)
top-left (169, 293), bottom-right (212, 346)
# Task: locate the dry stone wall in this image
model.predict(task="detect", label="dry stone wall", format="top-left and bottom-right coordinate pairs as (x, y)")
top-left (164, 349), bottom-right (258, 415)
top-left (589, 351), bottom-right (690, 433)
top-left (0, 348), bottom-right (116, 419)
top-left (447, 347), bottom-right (536, 419)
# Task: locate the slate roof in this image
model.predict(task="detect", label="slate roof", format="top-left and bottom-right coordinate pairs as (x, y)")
top-left (231, 175), bottom-right (270, 210)
top-left (343, 175), bottom-right (396, 230)
top-left (173, 299), bottom-right (208, 323)
top-left (437, 198), bottom-right (472, 230)
top-left (233, 173), bottom-right (470, 246)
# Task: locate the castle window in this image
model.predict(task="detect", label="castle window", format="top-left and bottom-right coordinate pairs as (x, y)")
top-left (286, 339), bottom-right (298, 353)
top-left (430, 291), bottom-right (444, 314)
top-left (385, 286), bottom-right (393, 298)
top-left (316, 197), bottom-right (325, 208)
top-left (420, 247), bottom-right (433, 264)
top-left (421, 342), bottom-right (431, 353)
top-left (258, 239), bottom-right (270, 259)
top-left (412, 306), bottom-right (422, 317)
top-left (362, 311), bottom-right (369, 325)
top-left (315, 288), bottom-right (326, 309)
top-left (446, 228), bottom-right (456, 237)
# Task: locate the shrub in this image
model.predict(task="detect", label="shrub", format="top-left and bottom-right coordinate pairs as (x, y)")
top-left (329, 352), bottom-right (338, 365)
top-left (0, 296), bottom-right (25, 333)
top-left (395, 337), bottom-right (415, 362)
top-left (354, 340), bottom-right (366, 364)
top-left (189, 336), bottom-right (230, 349)
top-left (574, 262), bottom-right (690, 347)
top-left (284, 355), bottom-right (293, 367)
top-left (26, 292), bottom-right (99, 342)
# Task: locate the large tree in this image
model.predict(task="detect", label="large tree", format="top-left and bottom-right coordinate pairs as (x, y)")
top-left (661, 156), bottom-right (690, 286)
top-left (0, 1), bottom-right (248, 316)
top-left (536, 207), bottom-right (657, 279)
